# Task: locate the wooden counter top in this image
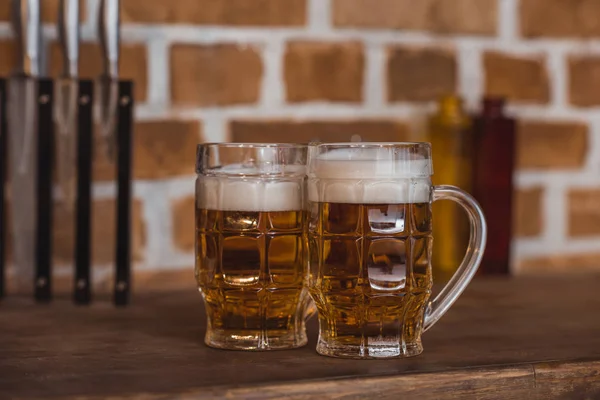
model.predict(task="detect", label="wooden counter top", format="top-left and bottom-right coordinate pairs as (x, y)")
top-left (1, 276), bottom-right (600, 399)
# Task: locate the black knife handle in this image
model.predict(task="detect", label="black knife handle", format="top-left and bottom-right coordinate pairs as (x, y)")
top-left (114, 80), bottom-right (133, 307)
top-left (74, 80), bottom-right (93, 305)
top-left (0, 79), bottom-right (6, 299)
top-left (35, 79), bottom-right (54, 303)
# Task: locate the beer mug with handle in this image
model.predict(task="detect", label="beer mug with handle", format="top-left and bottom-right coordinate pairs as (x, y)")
top-left (307, 142), bottom-right (487, 359)
top-left (196, 143), bottom-right (313, 350)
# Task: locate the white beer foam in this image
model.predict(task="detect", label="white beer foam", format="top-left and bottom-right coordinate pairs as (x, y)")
top-left (197, 176), bottom-right (303, 212)
top-left (308, 149), bottom-right (431, 204)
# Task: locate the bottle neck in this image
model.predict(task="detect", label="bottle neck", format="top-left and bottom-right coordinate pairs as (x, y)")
top-left (482, 98), bottom-right (505, 118)
top-left (436, 95), bottom-right (468, 126)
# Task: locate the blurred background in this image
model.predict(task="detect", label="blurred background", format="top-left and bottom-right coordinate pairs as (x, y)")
top-left (2, 0), bottom-right (599, 292)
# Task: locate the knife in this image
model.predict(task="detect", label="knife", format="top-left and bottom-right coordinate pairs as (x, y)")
top-left (8, 0), bottom-right (41, 293)
top-left (56, 0), bottom-right (79, 208)
top-left (98, 0), bottom-right (120, 162)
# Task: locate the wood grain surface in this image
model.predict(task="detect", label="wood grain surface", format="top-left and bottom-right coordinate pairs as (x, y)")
top-left (1, 276), bottom-right (600, 399)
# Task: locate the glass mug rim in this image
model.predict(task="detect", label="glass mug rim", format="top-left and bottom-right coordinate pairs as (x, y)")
top-left (308, 141), bottom-right (430, 148)
top-left (307, 141), bottom-right (433, 179)
top-left (198, 142), bottom-right (307, 150)
top-left (196, 142), bottom-right (307, 177)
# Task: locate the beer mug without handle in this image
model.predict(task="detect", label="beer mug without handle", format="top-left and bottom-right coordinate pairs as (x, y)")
top-left (307, 142), bottom-right (487, 359)
top-left (195, 143), bottom-right (314, 350)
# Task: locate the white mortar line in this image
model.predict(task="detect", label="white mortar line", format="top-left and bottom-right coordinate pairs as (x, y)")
top-left (584, 118), bottom-right (600, 172)
top-left (541, 182), bottom-right (567, 250)
top-left (117, 25), bottom-right (600, 53)
top-left (456, 42), bottom-right (483, 111)
top-left (498, 0), bottom-right (519, 41)
top-left (202, 115), bottom-right (228, 142)
top-left (135, 104), bottom-right (172, 120)
top-left (168, 103), bottom-right (433, 120)
top-left (515, 237), bottom-right (600, 258)
top-left (546, 47), bottom-right (567, 109)
top-left (92, 181), bottom-right (117, 199)
top-left (135, 180), bottom-right (177, 268)
top-left (146, 36), bottom-right (170, 106)
top-left (308, 0), bottom-right (332, 32)
top-left (260, 40), bottom-right (286, 109)
top-left (516, 170), bottom-right (600, 187)
top-left (363, 42), bottom-right (385, 109)
top-left (505, 104), bottom-right (600, 120)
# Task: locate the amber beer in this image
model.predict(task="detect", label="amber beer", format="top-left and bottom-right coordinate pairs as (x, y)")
top-left (308, 143), bottom-right (487, 359)
top-left (307, 148), bottom-right (435, 358)
top-left (195, 167), bottom-right (310, 350)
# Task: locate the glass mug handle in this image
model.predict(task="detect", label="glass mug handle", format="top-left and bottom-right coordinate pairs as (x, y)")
top-left (424, 185), bottom-right (488, 332)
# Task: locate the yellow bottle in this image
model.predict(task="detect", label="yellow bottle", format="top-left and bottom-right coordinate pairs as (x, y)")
top-left (428, 95), bottom-right (473, 282)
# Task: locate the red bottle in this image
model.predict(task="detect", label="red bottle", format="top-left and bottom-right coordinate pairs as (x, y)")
top-left (471, 98), bottom-right (516, 275)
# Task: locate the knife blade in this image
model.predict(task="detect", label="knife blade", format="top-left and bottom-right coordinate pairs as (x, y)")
top-left (98, 0), bottom-right (120, 162)
top-left (55, 0), bottom-right (79, 208)
top-left (8, 0), bottom-right (41, 293)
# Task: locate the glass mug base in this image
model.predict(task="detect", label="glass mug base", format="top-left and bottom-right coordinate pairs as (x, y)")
top-left (205, 327), bottom-right (308, 351)
top-left (316, 338), bottom-right (423, 359)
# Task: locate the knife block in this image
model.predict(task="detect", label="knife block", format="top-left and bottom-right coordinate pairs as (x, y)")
top-left (0, 77), bottom-right (135, 306)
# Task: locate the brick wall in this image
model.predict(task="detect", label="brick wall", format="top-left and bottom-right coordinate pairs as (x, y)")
top-left (2, 0), bottom-right (600, 289)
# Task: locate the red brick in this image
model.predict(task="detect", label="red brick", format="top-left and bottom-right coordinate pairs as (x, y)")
top-left (387, 46), bottom-right (457, 102)
top-left (121, 0), bottom-right (306, 26)
top-left (516, 121), bottom-right (588, 170)
top-left (484, 52), bottom-right (549, 104)
top-left (332, 0), bottom-right (497, 35)
top-left (568, 56), bottom-right (600, 107)
top-left (513, 188), bottom-right (543, 237)
top-left (521, 0), bottom-right (600, 38)
top-left (172, 196), bottom-right (195, 252)
top-left (230, 120), bottom-right (410, 143)
top-left (568, 189), bottom-right (600, 237)
top-left (284, 41), bottom-right (364, 103)
top-left (95, 120), bottom-right (203, 182)
top-left (171, 44), bottom-right (263, 106)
